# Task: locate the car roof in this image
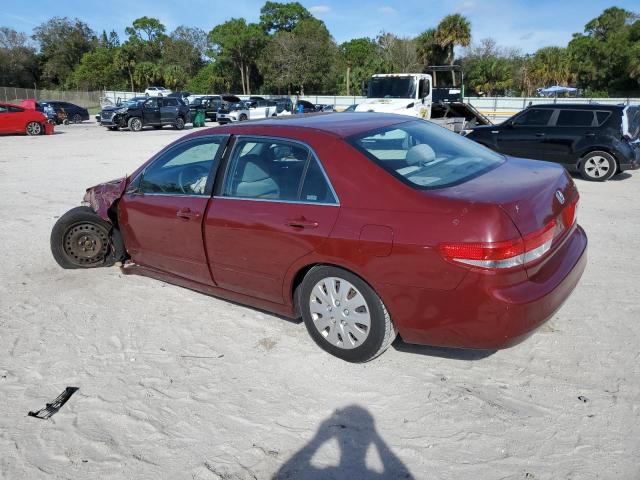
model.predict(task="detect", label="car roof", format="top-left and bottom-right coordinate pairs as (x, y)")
top-left (527, 103), bottom-right (624, 111)
top-left (196, 112), bottom-right (413, 139)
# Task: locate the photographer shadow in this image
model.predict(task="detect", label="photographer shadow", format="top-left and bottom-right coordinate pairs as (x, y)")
top-left (273, 405), bottom-right (413, 479)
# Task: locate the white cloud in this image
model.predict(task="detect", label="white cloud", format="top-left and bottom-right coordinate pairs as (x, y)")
top-left (378, 5), bottom-right (398, 15)
top-left (309, 5), bottom-right (331, 14)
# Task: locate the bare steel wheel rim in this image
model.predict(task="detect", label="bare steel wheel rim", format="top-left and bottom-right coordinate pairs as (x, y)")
top-left (63, 223), bottom-right (109, 265)
top-left (584, 155), bottom-right (611, 178)
top-left (27, 122), bottom-right (41, 135)
top-left (309, 277), bottom-right (371, 350)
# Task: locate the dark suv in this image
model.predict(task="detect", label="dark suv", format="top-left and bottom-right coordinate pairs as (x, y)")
top-left (467, 104), bottom-right (640, 181)
top-left (100, 96), bottom-right (190, 132)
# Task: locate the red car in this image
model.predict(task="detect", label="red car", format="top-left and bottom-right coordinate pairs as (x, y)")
top-left (0, 102), bottom-right (53, 135)
top-left (50, 113), bottom-right (587, 362)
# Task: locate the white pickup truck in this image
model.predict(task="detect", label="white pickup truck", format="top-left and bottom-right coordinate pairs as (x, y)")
top-left (355, 72), bottom-right (491, 132)
top-left (217, 96), bottom-right (278, 124)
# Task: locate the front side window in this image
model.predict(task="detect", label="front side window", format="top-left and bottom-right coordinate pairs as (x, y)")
top-left (513, 108), bottom-right (553, 126)
top-left (0, 105), bottom-right (8, 113)
top-left (140, 137), bottom-right (224, 195)
top-left (145, 98), bottom-right (158, 109)
top-left (348, 120), bottom-right (504, 189)
top-left (222, 138), bottom-right (336, 203)
top-left (556, 110), bottom-right (595, 127)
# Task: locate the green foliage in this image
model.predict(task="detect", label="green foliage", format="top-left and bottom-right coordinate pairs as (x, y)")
top-left (259, 1), bottom-right (312, 33)
top-left (32, 17), bottom-right (96, 86)
top-left (69, 47), bottom-right (125, 90)
top-left (0, 27), bottom-right (39, 87)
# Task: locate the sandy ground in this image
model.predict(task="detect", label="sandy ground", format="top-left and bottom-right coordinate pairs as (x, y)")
top-left (0, 121), bottom-right (639, 480)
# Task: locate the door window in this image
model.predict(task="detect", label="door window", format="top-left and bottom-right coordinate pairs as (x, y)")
top-left (164, 98), bottom-right (179, 107)
top-left (0, 106), bottom-right (9, 113)
top-left (513, 109), bottom-right (553, 126)
top-left (145, 98), bottom-right (158, 109)
top-left (222, 138), bottom-right (337, 204)
top-left (8, 106), bottom-right (23, 113)
top-left (140, 137), bottom-right (224, 195)
top-left (556, 109), bottom-right (595, 127)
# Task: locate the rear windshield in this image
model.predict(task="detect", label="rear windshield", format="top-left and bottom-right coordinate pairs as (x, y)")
top-left (348, 120), bottom-right (504, 189)
top-left (623, 106), bottom-right (640, 139)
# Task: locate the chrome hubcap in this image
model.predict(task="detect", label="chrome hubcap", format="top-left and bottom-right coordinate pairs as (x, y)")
top-left (309, 277), bottom-right (371, 350)
top-left (585, 156), bottom-right (610, 178)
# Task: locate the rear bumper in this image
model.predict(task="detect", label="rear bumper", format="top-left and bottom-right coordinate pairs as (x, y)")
top-left (382, 224), bottom-right (588, 350)
top-left (43, 122), bottom-right (55, 135)
top-left (619, 147), bottom-right (640, 171)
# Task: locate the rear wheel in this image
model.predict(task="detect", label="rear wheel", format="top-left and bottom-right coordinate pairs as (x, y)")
top-left (300, 266), bottom-right (396, 362)
top-left (50, 207), bottom-right (116, 269)
top-left (128, 117), bottom-right (143, 132)
top-left (26, 122), bottom-right (42, 136)
top-left (174, 117), bottom-right (185, 130)
top-left (71, 113), bottom-right (82, 123)
top-left (579, 151), bottom-right (616, 181)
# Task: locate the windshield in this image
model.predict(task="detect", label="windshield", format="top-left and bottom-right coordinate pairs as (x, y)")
top-left (348, 120), bottom-right (504, 189)
top-left (368, 77), bottom-right (416, 99)
top-left (119, 97), bottom-right (146, 108)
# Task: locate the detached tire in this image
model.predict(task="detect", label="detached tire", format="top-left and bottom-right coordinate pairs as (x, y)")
top-left (300, 266), bottom-right (396, 362)
top-left (50, 206), bottom-right (116, 269)
top-left (579, 151), bottom-right (617, 181)
top-left (128, 117), bottom-right (143, 132)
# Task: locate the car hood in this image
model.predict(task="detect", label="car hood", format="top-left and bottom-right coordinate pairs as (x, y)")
top-left (83, 177), bottom-right (127, 221)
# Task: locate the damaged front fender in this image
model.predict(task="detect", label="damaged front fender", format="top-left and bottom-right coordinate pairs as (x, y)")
top-left (82, 176), bottom-right (127, 222)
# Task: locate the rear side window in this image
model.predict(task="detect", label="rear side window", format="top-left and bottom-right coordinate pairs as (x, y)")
top-left (164, 98), bottom-right (178, 107)
top-left (596, 111), bottom-right (611, 125)
top-left (556, 110), bottom-right (595, 127)
top-left (8, 106), bottom-right (23, 113)
top-left (222, 139), bottom-right (336, 203)
top-left (348, 120), bottom-right (504, 189)
top-left (513, 109), bottom-right (553, 126)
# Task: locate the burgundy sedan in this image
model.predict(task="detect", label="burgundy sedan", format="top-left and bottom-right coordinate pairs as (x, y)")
top-left (51, 113), bottom-right (587, 362)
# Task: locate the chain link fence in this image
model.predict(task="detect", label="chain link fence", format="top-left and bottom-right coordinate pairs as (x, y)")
top-left (0, 86), bottom-right (102, 109)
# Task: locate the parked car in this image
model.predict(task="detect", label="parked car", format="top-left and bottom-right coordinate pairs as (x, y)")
top-left (342, 104), bottom-right (358, 112)
top-left (167, 91), bottom-right (193, 103)
top-left (217, 96), bottom-right (277, 124)
top-left (315, 104), bottom-right (334, 112)
top-left (20, 98), bottom-right (57, 124)
top-left (0, 102), bottom-right (53, 135)
top-left (188, 95), bottom-right (222, 121)
top-left (144, 86), bottom-right (172, 97)
top-left (271, 97), bottom-right (293, 114)
top-left (466, 104), bottom-right (640, 181)
top-left (50, 113), bottom-right (587, 362)
top-left (294, 100), bottom-right (316, 114)
top-left (41, 101), bottom-right (89, 123)
top-left (100, 96), bottom-right (190, 131)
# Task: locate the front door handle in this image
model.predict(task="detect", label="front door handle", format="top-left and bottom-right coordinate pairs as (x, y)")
top-left (535, 132), bottom-right (546, 137)
top-left (584, 132), bottom-right (596, 137)
top-left (285, 218), bottom-right (319, 229)
top-left (176, 208), bottom-right (199, 220)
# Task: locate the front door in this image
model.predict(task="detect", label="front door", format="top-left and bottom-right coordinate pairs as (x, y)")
top-left (142, 97), bottom-right (161, 124)
top-left (204, 137), bottom-right (340, 303)
top-left (118, 135), bottom-right (229, 285)
top-left (496, 108), bottom-right (555, 159)
top-left (160, 98), bottom-right (179, 123)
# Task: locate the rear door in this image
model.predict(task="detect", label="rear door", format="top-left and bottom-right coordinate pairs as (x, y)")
top-left (497, 108), bottom-right (554, 159)
top-left (0, 105), bottom-right (17, 133)
top-left (118, 135), bottom-right (229, 285)
top-left (204, 136), bottom-right (340, 303)
top-left (142, 97), bottom-right (161, 124)
top-left (161, 97), bottom-right (179, 123)
top-left (545, 109), bottom-right (597, 164)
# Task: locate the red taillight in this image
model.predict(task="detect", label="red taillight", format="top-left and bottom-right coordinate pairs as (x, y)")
top-left (439, 219), bottom-right (557, 270)
top-left (562, 195), bottom-right (579, 228)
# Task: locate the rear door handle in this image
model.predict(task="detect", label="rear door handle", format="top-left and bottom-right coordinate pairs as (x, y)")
top-left (535, 132), bottom-right (546, 137)
top-left (285, 218), bottom-right (319, 229)
top-left (584, 132), bottom-right (596, 137)
top-left (176, 208), bottom-right (199, 220)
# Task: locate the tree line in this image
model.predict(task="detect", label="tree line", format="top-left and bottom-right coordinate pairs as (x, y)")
top-left (0, 3), bottom-right (638, 97)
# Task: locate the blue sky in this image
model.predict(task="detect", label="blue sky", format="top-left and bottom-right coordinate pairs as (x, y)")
top-left (1, 0), bottom-right (637, 53)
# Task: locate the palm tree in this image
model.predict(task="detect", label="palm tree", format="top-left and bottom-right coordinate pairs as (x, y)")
top-left (435, 14), bottom-right (472, 84)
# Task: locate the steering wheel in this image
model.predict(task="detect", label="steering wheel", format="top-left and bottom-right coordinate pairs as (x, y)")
top-left (178, 164), bottom-right (209, 194)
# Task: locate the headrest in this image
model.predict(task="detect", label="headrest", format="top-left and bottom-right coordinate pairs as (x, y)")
top-left (406, 143), bottom-right (436, 166)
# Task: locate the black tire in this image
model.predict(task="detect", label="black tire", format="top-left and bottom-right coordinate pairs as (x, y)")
top-left (174, 117), bottom-right (185, 130)
top-left (579, 150), bottom-right (617, 182)
top-left (300, 266), bottom-right (396, 362)
top-left (239, 113), bottom-right (247, 121)
top-left (72, 113), bottom-right (82, 123)
top-left (26, 121), bottom-right (42, 136)
top-left (50, 206), bottom-right (117, 269)
top-left (128, 117), bottom-right (143, 132)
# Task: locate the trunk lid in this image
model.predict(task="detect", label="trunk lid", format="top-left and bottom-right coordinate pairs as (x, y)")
top-left (432, 156), bottom-right (578, 277)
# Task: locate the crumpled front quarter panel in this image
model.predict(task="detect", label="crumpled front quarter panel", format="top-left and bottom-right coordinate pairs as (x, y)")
top-left (83, 177), bottom-right (127, 221)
